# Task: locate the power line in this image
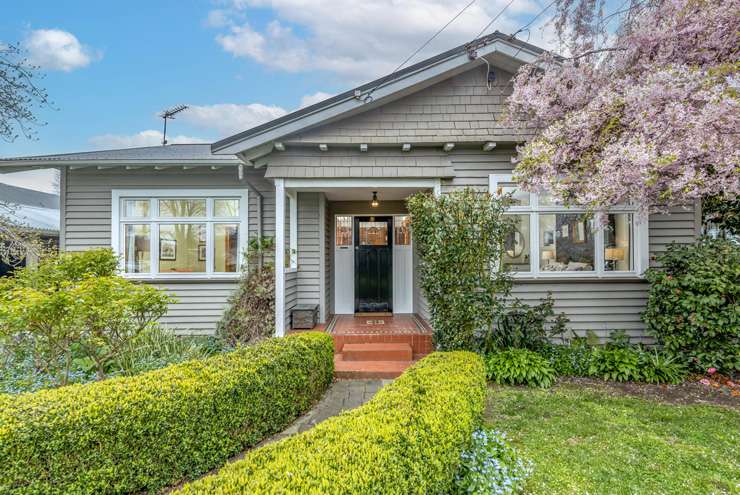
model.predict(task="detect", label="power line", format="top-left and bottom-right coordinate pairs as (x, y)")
top-left (511, 0), bottom-right (557, 38)
top-left (363, 0), bottom-right (477, 102)
top-left (473, 0), bottom-right (517, 40)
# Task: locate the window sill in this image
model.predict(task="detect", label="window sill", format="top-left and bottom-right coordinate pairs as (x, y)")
top-left (284, 267), bottom-right (298, 274)
top-left (510, 272), bottom-right (645, 282)
top-left (122, 274), bottom-right (242, 283)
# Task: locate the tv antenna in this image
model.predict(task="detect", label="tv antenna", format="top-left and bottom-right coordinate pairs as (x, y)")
top-left (159, 104), bottom-right (188, 145)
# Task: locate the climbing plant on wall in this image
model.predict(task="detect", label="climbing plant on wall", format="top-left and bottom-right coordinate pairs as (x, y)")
top-left (408, 189), bottom-right (514, 350)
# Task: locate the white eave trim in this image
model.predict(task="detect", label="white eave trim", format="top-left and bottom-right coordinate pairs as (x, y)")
top-left (213, 38), bottom-right (540, 156)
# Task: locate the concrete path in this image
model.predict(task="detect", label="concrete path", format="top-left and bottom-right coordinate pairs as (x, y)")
top-left (266, 379), bottom-right (391, 443)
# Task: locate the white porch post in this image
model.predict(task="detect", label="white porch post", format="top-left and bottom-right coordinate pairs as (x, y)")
top-left (274, 178), bottom-right (286, 336)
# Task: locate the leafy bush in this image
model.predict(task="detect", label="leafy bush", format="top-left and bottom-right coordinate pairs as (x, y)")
top-left (643, 238), bottom-right (739, 373)
top-left (477, 293), bottom-right (569, 353)
top-left (175, 352), bottom-right (487, 495)
top-left (0, 332), bottom-right (334, 495)
top-left (588, 347), bottom-right (642, 381)
top-left (0, 249), bottom-right (173, 384)
top-left (113, 325), bottom-right (223, 376)
top-left (542, 342), bottom-right (593, 376)
top-left (454, 428), bottom-right (532, 495)
top-left (408, 189), bottom-right (513, 350)
top-left (218, 237), bottom-right (275, 346)
top-left (638, 350), bottom-right (688, 384)
top-left (486, 348), bottom-right (556, 388)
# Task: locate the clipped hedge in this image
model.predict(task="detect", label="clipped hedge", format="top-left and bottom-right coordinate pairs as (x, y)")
top-left (177, 351), bottom-right (487, 495)
top-left (0, 332), bottom-right (334, 495)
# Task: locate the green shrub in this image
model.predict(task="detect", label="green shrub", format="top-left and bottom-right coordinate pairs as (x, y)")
top-left (218, 237), bottom-right (276, 346)
top-left (643, 238), bottom-right (739, 373)
top-left (408, 189), bottom-right (513, 350)
top-left (0, 332), bottom-right (334, 495)
top-left (176, 352), bottom-right (487, 495)
top-left (477, 293), bottom-right (569, 353)
top-left (113, 325), bottom-right (223, 376)
top-left (0, 249), bottom-right (173, 384)
top-left (638, 350), bottom-right (688, 384)
top-left (486, 348), bottom-right (556, 388)
top-left (588, 347), bottom-right (642, 381)
top-left (542, 342), bottom-right (593, 376)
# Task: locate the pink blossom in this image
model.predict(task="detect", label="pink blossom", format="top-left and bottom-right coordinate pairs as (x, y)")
top-left (506, 0), bottom-right (739, 213)
top-left (707, 368), bottom-right (717, 375)
top-left (699, 379), bottom-right (711, 386)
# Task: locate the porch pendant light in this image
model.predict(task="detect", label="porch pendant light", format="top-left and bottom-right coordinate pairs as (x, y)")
top-left (370, 191), bottom-right (380, 208)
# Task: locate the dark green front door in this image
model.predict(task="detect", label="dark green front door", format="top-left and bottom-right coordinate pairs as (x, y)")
top-left (354, 216), bottom-right (393, 313)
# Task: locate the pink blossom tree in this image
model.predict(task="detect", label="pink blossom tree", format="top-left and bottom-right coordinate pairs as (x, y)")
top-left (507, 0), bottom-right (739, 214)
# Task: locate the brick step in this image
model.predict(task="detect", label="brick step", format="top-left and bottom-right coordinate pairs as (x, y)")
top-left (332, 334), bottom-right (432, 355)
top-left (342, 343), bottom-right (413, 362)
top-left (334, 354), bottom-right (413, 379)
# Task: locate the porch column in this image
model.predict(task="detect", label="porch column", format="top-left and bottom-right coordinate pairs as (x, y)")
top-left (274, 178), bottom-right (286, 336)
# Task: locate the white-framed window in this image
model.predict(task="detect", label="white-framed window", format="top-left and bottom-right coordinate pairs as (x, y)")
top-left (489, 175), bottom-right (649, 278)
top-left (111, 189), bottom-right (248, 279)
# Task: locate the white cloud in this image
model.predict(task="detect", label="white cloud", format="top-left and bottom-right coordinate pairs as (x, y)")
top-left (299, 91), bottom-right (334, 108)
top-left (88, 130), bottom-right (206, 149)
top-left (24, 29), bottom-right (99, 72)
top-left (211, 0), bottom-right (540, 82)
top-left (179, 103), bottom-right (288, 136)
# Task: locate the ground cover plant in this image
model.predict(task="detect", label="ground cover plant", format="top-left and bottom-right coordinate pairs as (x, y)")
top-left (486, 348), bottom-right (556, 388)
top-left (454, 428), bottom-right (532, 495)
top-left (176, 352), bottom-right (486, 495)
top-left (0, 332), bottom-right (334, 495)
top-left (486, 385), bottom-right (739, 494)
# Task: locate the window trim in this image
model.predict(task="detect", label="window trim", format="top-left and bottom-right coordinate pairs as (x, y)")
top-left (489, 174), bottom-right (649, 279)
top-left (112, 189), bottom-right (248, 280)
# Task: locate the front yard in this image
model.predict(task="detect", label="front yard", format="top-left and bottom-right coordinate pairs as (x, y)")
top-left (486, 383), bottom-right (739, 494)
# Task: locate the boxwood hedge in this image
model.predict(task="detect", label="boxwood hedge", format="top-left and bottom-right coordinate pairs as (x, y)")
top-left (176, 351), bottom-right (487, 495)
top-left (0, 331), bottom-right (334, 495)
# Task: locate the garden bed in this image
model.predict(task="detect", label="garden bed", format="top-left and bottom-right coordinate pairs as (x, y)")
top-left (486, 383), bottom-right (739, 494)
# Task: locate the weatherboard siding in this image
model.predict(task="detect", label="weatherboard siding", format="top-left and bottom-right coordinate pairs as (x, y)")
top-left (63, 167), bottom-right (272, 333)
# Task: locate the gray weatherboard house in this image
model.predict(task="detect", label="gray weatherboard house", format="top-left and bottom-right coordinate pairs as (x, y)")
top-left (0, 32), bottom-right (699, 340)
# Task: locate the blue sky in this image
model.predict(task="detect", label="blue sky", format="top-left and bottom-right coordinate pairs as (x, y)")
top-left (1, 0), bottom-right (552, 191)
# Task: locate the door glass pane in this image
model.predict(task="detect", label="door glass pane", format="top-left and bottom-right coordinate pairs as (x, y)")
top-left (495, 182), bottom-right (530, 206)
top-left (604, 213), bottom-right (633, 271)
top-left (359, 221), bottom-right (388, 246)
top-left (214, 199), bottom-right (239, 217)
top-left (158, 224), bottom-right (206, 273)
top-left (123, 200), bottom-right (150, 218)
top-left (336, 216), bottom-right (352, 246)
top-left (503, 215), bottom-right (530, 272)
top-left (539, 213), bottom-right (594, 271)
top-left (123, 224), bottom-right (150, 273)
top-left (394, 216), bottom-right (411, 246)
top-left (214, 224), bottom-right (239, 273)
top-left (158, 199), bottom-right (206, 218)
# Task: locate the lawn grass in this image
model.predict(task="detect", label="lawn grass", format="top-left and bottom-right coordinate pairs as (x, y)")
top-left (485, 384), bottom-right (739, 495)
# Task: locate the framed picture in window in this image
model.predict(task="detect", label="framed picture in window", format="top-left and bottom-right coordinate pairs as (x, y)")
top-left (543, 230), bottom-right (555, 247)
top-left (198, 243), bottom-right (206, 261)
top-left (159, 239), bottom-right (177, 261)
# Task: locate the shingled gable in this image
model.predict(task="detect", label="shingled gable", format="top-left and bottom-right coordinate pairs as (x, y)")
top-left (211, 31), bottom-right (545, 159)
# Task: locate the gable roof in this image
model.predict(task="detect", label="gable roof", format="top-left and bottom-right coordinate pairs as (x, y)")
top-left (212, 31), bottom-right (545, 157)
top-left (0, 183), bottom-right (59, 234)
top-left (0, 144), bottom-right (240, 171)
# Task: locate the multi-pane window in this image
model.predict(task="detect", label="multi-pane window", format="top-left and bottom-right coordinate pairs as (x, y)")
top-left (394, 215), bottom-right (412, 246)
top-left (335, 216), bottom-right (352, 246)
top-left (490, 175), bottom-right (647, 277)
top-left (114, 190), bottom-right (247, 277)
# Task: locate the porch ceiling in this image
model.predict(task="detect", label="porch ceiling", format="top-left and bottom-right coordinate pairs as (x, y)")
top-left (321, 187), bottom-right (426, 201)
